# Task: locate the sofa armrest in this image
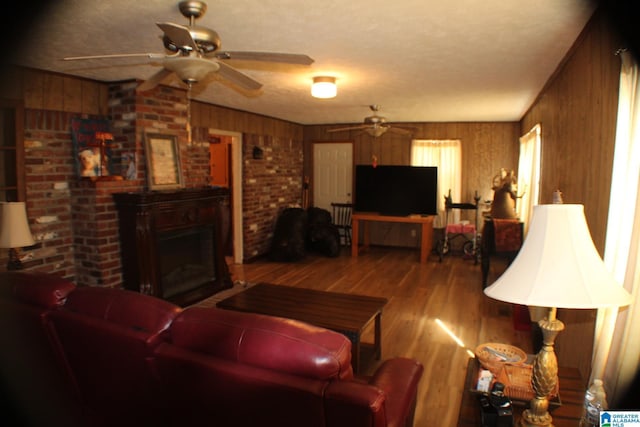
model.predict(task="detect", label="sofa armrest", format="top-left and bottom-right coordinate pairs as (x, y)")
top-left (369, 357), bottom-right (423, 427)
top-left (324, 357), bottom-right (423, 427)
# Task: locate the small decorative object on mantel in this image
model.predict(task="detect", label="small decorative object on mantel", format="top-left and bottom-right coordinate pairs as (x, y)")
top-left (71, 118), bottom-right (121, 181)
top-left (121, 152), bottom-right (137, 180)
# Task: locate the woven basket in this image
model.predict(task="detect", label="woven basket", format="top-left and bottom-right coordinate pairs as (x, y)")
top-left (496, 363), bottom-right (559, 401)
top-left (474, 343), bottom-right (527, 374)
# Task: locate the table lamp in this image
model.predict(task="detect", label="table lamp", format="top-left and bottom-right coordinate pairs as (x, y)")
top-left (484, 203), bottom-right (632, 427)
top-left (0, 202), bottom-right (35, 270)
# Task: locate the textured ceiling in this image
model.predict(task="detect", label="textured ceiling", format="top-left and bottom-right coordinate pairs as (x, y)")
top-left (10, 0), bottom-right (597, 125)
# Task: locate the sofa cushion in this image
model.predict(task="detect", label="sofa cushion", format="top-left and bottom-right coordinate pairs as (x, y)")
top-left (62, 286), bottom-right (181, 338)
top-left (168, 306), bottom-right (354, 380)
top-left (0, 272), bottom-right (82, 426)
top-left (46, 286), bottom-right (182, 426)
top-left (153, 344), bottom-right (329, 427)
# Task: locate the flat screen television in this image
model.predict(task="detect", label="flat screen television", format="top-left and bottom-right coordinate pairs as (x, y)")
top-left (354, 165), bottom-right (438, 216)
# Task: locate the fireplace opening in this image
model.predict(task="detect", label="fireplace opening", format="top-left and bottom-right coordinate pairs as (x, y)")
top-left (158, 225), bottom-right (216, 300)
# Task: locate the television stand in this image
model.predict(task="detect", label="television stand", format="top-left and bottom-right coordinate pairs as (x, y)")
top-left (351, 212), bottom-right (435, 263)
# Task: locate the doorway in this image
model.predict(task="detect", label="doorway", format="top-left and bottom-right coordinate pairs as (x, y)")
top-left (312, 142), bottom-right (353, 212)
top-left (209, 129), bottom-right (243, 264)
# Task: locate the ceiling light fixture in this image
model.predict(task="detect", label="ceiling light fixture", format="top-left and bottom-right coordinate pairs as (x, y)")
top-left (311, 76), bottom-right (337, 99)
top-left (364, 124), bottom-right (388, 137)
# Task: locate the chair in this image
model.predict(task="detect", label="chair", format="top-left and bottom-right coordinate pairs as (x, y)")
top-left (331, 203), bottom-right (353, 246)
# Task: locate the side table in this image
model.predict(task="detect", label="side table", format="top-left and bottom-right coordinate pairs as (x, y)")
top-left (457, 358), bottom-right (584, 426)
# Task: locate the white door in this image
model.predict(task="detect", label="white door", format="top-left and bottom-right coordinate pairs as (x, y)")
top-left (313, 142), bottom-right (353, 212)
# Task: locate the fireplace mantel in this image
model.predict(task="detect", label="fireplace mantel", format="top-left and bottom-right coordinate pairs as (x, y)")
top-left (113, 187), bottom-right (233, 306)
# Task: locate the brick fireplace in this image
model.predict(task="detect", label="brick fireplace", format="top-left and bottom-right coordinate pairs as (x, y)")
top-left (21, 77), bottom-right (305, 288)
top-left (24, 82), bottom-right (212, 288)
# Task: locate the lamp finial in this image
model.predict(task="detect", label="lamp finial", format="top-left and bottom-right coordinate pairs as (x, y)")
top-left (552, 190), bottom-right (563, 204)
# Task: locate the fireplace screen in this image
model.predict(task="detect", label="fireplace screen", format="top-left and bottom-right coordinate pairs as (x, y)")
top-left (158, 225), bottom-right (216, 300)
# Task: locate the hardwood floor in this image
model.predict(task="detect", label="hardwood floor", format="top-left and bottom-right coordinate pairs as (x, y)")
top-left (227, 246), bottom-right (533, 427)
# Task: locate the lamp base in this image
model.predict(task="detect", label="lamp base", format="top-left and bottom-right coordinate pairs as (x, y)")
top-left (518, 404), bottom-right (554, 427)
top-left (7, 247), bottom-right (25, 270)
top-left (518, 307), bottom-right (564, 427)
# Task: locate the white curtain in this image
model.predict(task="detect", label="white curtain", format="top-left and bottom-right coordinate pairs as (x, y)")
top-left (411, 139), bottom-right (461, 228)
top-left (516, 124), bottom-right (541, 235)
top-left (592, 50), bottom-right (640, 406)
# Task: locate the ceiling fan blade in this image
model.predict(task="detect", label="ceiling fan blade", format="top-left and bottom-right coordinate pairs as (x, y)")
top-left (138, 68), bottom-right (173, 92)
top-left (388, 126), bottom-right (415, 135)
top-left (216, 62), bottom-right (263, 91)
top-left (64, 53), bottom-right (165, 61)
top-left (157, 22), bottom-right (199, 52)
top-left (327, 125), bottom-right (370, 133)
top-left (216, 51), bottom-right (314, 65)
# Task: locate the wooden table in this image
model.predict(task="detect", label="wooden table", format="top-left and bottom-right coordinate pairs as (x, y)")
top-left (480, 219), bottom-right (523, 288)
top-left (351, 212), bottom-right (435, 263)
top-left (216, 283), bottom-right (388, 374)
top-left (457, 358), bottom-right (584, 426)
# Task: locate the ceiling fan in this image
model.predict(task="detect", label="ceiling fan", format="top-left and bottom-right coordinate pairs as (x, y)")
top-left (63, 1), bottom-right (314, 93)
top-left (327, 105), bottom-right (415, 137)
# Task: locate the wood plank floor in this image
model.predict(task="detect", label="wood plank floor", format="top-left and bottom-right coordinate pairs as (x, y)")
top-left (226, 246), bottom-right (533, 427)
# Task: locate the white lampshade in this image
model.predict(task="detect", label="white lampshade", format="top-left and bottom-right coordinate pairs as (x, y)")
top-left (311, 76), bottom-right (337, 99)
top-left (484, 204), bottom-right (632, 309)
top-left (0, 202), bottom-right (35, 249)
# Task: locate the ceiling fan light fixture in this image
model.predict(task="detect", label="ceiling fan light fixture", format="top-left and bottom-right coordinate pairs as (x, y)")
top-left (164, 55), bottom-right (220, 83)
top-left (311, 76), bottom-right (337, 99)
top-left (365, 125), bottom-right (388, 137)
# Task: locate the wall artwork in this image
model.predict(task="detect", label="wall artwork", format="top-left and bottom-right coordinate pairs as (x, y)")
top-left (121, 152), bottom-right (137, 180)
top-left (144, 133), bottom-right (184, 190)
top-left (70, 118), bottom-right (117, 179)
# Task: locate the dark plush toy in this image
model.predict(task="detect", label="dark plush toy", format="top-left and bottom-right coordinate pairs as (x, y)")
top-left (270, 208), bottom-right (308, 261)
top-left (306, 207), bottom-right (340, 257)
top-left (307, 222), bottom-right (341, 257)
top-left (307, 206), bottom-right (332, 226)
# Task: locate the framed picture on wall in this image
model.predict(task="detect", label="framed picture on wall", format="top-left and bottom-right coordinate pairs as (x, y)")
top-left (144, 133), bottom-right (184, 190)
top-left (71, 118), bottom-right (117, 179)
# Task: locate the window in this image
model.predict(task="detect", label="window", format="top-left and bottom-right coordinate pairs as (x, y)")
top-left (411, 139), bottom-right (461, 227)
top-left (516, 124), bottom-right (541, 234)
top-left (0, 100), bottom-right (25, 202)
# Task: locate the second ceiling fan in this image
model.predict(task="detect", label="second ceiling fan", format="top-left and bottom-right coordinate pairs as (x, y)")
top-left (327, 105), bottom-right (415, 137)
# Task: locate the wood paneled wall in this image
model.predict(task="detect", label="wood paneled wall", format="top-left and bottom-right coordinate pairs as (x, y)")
top-left (0, 66), bottom-right (109, 115)
top-left (303, 122), bottom-right (520, 218)
top-left (190, 100), bottom-right (303, 140)
top-left (303, 123), bottom-right (520, 248)
top-left (521, 9), bottom-right (623, 380)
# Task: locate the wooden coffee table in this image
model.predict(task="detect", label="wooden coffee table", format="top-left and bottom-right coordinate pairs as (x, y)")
top-left (216, 283), bottom-right (388, 374)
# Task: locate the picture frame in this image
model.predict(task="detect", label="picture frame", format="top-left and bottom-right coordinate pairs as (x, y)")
top-left (71, 118), bottom-right (117, 179)
top-left (144, 133), bottom-right (184, 190)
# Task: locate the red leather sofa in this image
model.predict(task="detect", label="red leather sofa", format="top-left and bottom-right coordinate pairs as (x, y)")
top-left (0, 271), bottom-right (423, 427)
